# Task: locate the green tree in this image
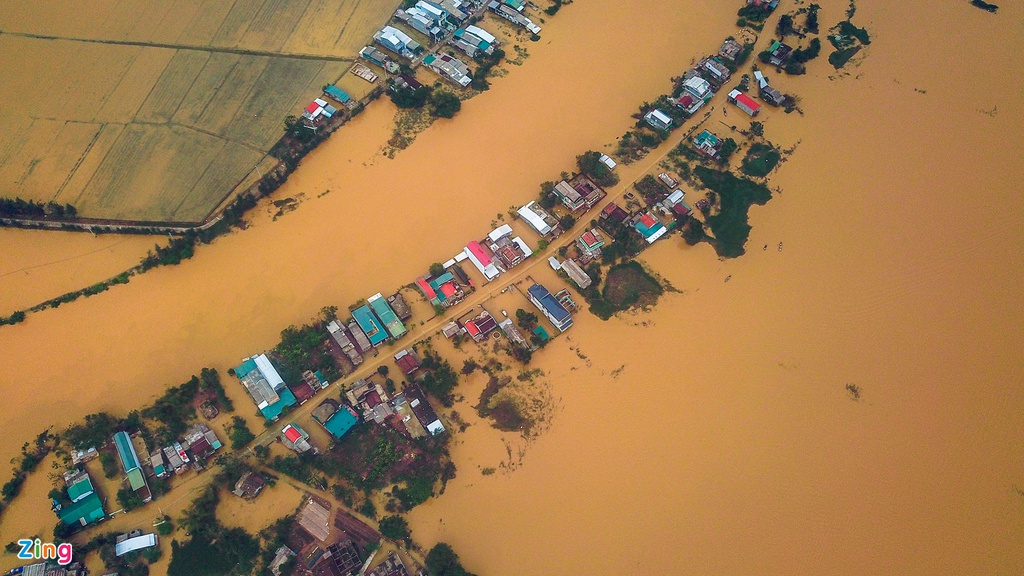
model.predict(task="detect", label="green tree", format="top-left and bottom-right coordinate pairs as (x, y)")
top-left (429, 262), bottom-right (445, 277)
top-left (229, 416), bottom-right (255, 450)
top-left (378, 515), bottom-right (411, 543)
top-left (117, 486), bottom-right (144, 512)
top-left (390, 86), bottom-right (432, 109)
top-left (377, 365), bottom-right (390, 377)
top-left (749, 121), bottom-right (764, 138)
top-left (429, 91), bottom-right (461, 119)
top-left (426, 542), bottom-right (478, 576)
top-left (515, 309), bottom-right (539, 331)
top-left (575, 151), bottom-right (620, 187)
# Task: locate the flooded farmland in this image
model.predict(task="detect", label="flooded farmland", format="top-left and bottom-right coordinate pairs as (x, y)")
top-left (2, 0), bottom-right (1024, 574)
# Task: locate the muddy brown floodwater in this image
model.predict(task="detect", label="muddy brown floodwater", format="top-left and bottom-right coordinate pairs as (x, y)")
top-left (2, 0), bottom-right (1024, 574)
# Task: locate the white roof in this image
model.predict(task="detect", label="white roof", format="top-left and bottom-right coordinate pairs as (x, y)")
top-left (442, 258), bottom-right (457, 268)
top-left (466, 25), bottom-right (496, 44)
top-left (526, 21), bottom-right (541, 34)
top-left (416, 0), bottom-right (445, 18)
top-left (667, 189), bottom-right (685, 204)
top-left (753, 70), bottom-right (765, 82)
top-left (253, 354), bottom-right (285, 390)
top-left (684, 76), bottom-right (711, 97)
top-left (599, 154), bottom-right (617, 170)
top-left (115, 534), bottom-right (158, 557)
top-left (648, 109), bottom-right (671, 124)
top-left (512, 236), bottom-right (533, 256)
top-left (453, 251), bottom-right (469, 262)
top-left (548, 256), bottom-right (561, 270)
top-left (488, 224), bottom-right (514, 241)
top-left (728, 89), bottom-right (742, 99)
top-left (646, 225), bottom-right (669, 244)
top-left (517, 202), bottom-right (551, 235)
top-left (380, 25), bottom-right (413, 46)
top-left (426, 419), bottom-right (446, 435)
top-left (465, 247), bottom-right (501, 280)
top-left (314, 98), bottom-right (328, 107)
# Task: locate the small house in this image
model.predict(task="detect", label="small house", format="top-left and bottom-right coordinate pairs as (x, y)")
top-left (323, 85), bottom-right (351, 106)
top-left (352, 305), bottom-right (388, 347)
top-left (498, 318), bottom-right (529, 349)
top-left (487, 1), bottom-right (541, 33)
top-left (281, 423), bottom-right (313, 454)
top-left (387, 292), bottom-right (413, 321)
top-left (676, 76), bottom-right (712, 114)
top-left (368, 293), bottom-right (407, 339)
top-left (56, 469), bottom-right (105, 527)
top-left (699, 57), bottom-right (731, 84)
top-left (719, 38), bottom-right (744, 62)
top-left (423, 53), bottom-right (471, 87)
top-left (487, 224), bottom-right (532, 269)
top-left (766, 40), bottom-right (793, 66)
top-left (633, 213), bottom-right (669, 244)
top-left (232, 471), bottom-right (266, 500)
top-left (560, 259), bottom-right (592, 290)
top-left (599, 154), bottom-right (617, 170)
top-left (374, 25), bottom-right (420, 59)
top-left (359, 46), bottom-right (399, 73)
top-left (553, 174), bottom-right (606, 213)
top-left (644, 109), bottom-right (673, 131)
top-left (327, 320), bottom-right (363, 366)
top-left (114, 431), bottom-right (151, 503)
top-left (465, 241), bottom-right (501, 281)
top-left (461, 309), bottom-right (498, 342)
top-left (517, 201), bottom-right (560, 237)
top-left (311, 399), bottom-right (360, 439)
top-left (693, 129), bottom-right (723, 157)
top-left (760, 85), bottom-right (786, 106)
top-left (727, 89), bottom-right (761, 117)
top-left (346, 320), bottom-right (373, 353)
top-left (576, 229), bottom-right (605, 257)
top-left (405, 385), bottom-right (446, 436)
top-left (601, 202), bottom-right (630, 224)
top-left (115, 532), bottom-right (158, 557)
top-left (394, 349), bottom-right (422, 376)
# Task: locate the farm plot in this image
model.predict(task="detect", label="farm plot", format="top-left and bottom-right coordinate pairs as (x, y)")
top-left (0, 0), bottom-right (399, 222)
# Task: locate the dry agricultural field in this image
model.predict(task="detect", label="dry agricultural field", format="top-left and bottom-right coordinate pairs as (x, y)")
top-left (0, 0), bottom-right (399, 222)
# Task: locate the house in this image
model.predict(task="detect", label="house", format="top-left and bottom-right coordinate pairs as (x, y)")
top-left (352, 305), bottom-right (389, 346)
top-left (323, 540), bottom-right (363, 576)
top-left (324, 85), bottom-right (351, 106)
top-left (601, 202), bottom-right (630, 224)
top-left (576, 228), bottom-right (605, 257)
top-left (183, 423), bottom-right (222, 459)
top-left (311, 399), bottom-right (360, 439)
top-left (753, 69), bottom-right (768, 89)
top-left (527, 283), bottom-right (573, 332)
top-left (346, 320), bottom-right (374, 353)
top-left (452, 25), bottom-right (496, 57)
top-left (281, 423), bottom-right (313, 454)
top-left (359, 46), bottom-right (400, 73)
top-left (290, 371), bottom-right (318, 405)
top-left (760, 85), bottom-right (786, 106)
top-left (487, 0), bottom-right (541, 33)
top-left (395, 5), bottom-right (444, 43)
top-left (748, 0), bottom-right (780, 10)
top-left (553, 174), bottom-right (606, 213)
top-left (487, 224), bottom-right (532, 269)
top-left (269, 546), bottom-right (296, 576)
top-left (699, 57), bottom-right (731, 84)
top-left (114, 432), bottom-right (151, 503)
top-left (394, 348), bottom-right (422, 376)
top-left (235, 354), bottom-right (297, 420)
top-left (405, 385), bottom-right (445, 435)
top-left (374, 25), bottom-right (420, 59)
top-left (393, 72), bottom-right (423, 92)
top-left (70, 447), bottom-right (98, 465)
top-left (727, 89), bottom-right (761, 117)
top-left (327, 320), bottom-right (364, 367)
top-left (302, 101), bottom-right (325, 125)
top-left (115, 532), bottom-right (158, 557)
top-left (664, 189), bottom-right (693, 217)
top-left (719, 38), bottom-right (744, 62)
top-left (461, 309), bottom-right (498, 342)
top-left (56, 469), bottom-right (105, 527)
top-left (423, 53), bottom-right (471, 87)
top-left (517, 201), bottom-right (560, 237)
top-left (387, 292), bottom-right (413, 321)
top-left (599, 154), bottom-right (617, 171)
top-left (416, 271), bottom-right (464, 308)
top-left (676, 76), bottom-right (712, 114)
top-left (658, 173), bottom-right (679, 188)
top-left (644, 109), bottom-right (673, 131)
top-left (633, 212), bottom-right (669, 244)
top-left (766, 40), bottom-right (793, 66)
top-left (441, 321), bottom-right (463, 339)
top-left (232, 471), bottom-right (266, 500)
top-left (369, 293), bottom-right (407, 339)
top-left (162, 445), bottom-right (186, 474)
top-left (366, 551), bottom-right (414, 576)
top-left (150, 450), bottom-right (168, 478)
top-left (561, 259), bottom-right (592, 290)
top-left (430, 0), bottom-right (469, 25)
top-left (465, 241), bottom-right (501, 281)
top-left (693, 129), bottom-right (723, 157)
top-left (297, 497), bottom-right (332, 542)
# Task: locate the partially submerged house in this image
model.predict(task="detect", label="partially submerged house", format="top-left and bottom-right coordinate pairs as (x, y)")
top-left (465, 241), bottom-right (501, 281)
top-left (394, 348), bottom-right (422, 377)
top-left (560, 259), bottom-right (592, 290)
top-left (487, 0), bottom-right (541, 33)
top-left (498, 318), bottom-right (530, 348)
top-left (699, 57), bottom-right (731, 84)
top-left (183, 423), bottom-right (222, 460)
top-left (416, 271), bottom-right (465, 308)
top-left (553, 174), bottom-right (606, 213)
top-left (423, 53), bottom-right (472, 87)
top-left (644, 109), bottom-right (673, 131)
top-left (693, 129), bottom-right (723, 158)
top-left (601, 202), bottom-right (630, 225)
top-left (405, 385), bottom-right (446, 436)
top-left (766, 40), bottom-right (793, 67)
top-left (115, 532), bottom-right (158, 557)
top-left (282, 423), bottom-right (314, 454)
top-left (676, 76), bottom-right (713, 114)
top-left (373, 25), bottom-right (420, 59)
top-left (368, 293), bottom-right (407, 339)
top-left (346, 320), bottom-right (374, 353)
top-left (311, 399), bottom-right (360, 440)
top-left (517, 201), bottom-right (560, 237)
top-left (323, 85), bottom-right (351, 107)
top-left (387, 292), bottom-right (413, 321)
top-left (297, 497), bottom-right (332, 542)
top-left (56, 469), bottom-right (105, 527)
top-left (527, 283), bottom-right (573, 332)
top-left (452, 24), bottom-right (497, 57)
top-left (359, 46), bottom-right (400, 73)
top-left (352, 305), bottom-right (388, 347)
top-left (664, 189), bottom-right (693, 217)
top-left (395, 3), bottom-right (444, 43)
top-left (327, 320), bottom-right (364, 367)
top-left (114, 431), bottom-right (151, 503)
top-left (719, 38), bottom-right (744, 62)
top-left (633, 212), bottom-right (669, 244)
top-left (576, 228), bottom-right (605, 259)
top-left (487, 224), bottom-right (532, 270)
top-left (727, 89), bottom-right (761, 117)
top-left (461, 309), bottom-right (498, 342)
top-left (232, 471), bottom-right (266, 500)
top-left (760, 84), bottom-right (786, 106)
top-left (235, 354), bottom-right (297, 421)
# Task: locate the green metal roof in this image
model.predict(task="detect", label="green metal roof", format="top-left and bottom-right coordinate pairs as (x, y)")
top-left (58, 491), bottom-right (104, 527)
top-left (66, 476), bottom-right (94, 502)
top-left (114, 431), bottom-right (147, 491)
top-left (323, 407), bottom-right (359, 439)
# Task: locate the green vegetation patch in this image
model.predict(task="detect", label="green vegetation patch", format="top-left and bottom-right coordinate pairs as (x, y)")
top-left (828, 46), bottom-right (862, 69)
top-left (741, 143), bottom-right (782, 177)
top-left (694, 166), bottom-right (772, 258)
top-left (970, 0), bottom-right (998, 12)
top-left (602, 261), bottom-right (664, 310)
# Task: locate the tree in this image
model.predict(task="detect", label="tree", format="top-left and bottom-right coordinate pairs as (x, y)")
top-left (378, 515), bottom-right (411, 543)
top-left (776, 14), bottom-right (795, 38)
top-left (229, 416), bottom-right (255, 450)
top-left (377, 365), bottom-right (390, 377)
top-left (749, 121), bottom-right (764, 138)
top-left (805, 4), bottom-right (820, 33)
top-left (426, 542), bottom-right (478, 576)
top-left (390, 86), bottom-right (431, 109)
top-left (558, 214), bottom-right (576, 230)
top-left (718, 138), bottom-right (738, 165)
top-left (429, 262), bottom-right (445, 277)
top-left (429, 91), bottom-right (461, 119)
top-left (515, 309), bottom-right (538, 331)
top-left (117, 486), bottom-right (144, 512)
top-left (682, 217), bottom-right (706, 246)
top-left (576, 151), bottom-right (620, 187)
top-left (99, 451), bottom-right (119, 478)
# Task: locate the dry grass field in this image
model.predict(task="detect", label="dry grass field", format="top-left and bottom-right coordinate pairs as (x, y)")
top-left (0, 0), bottom-right (399, 222)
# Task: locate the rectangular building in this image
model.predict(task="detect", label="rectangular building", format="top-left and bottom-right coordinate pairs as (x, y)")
top-left (352, 305), bottom-right (389, 346)
top-left (517, 201), bottom-right (559, 237)
top-left (235, 354), bottom-right (297, 420)
top-left (526, 283), bottom-right (573, 332)
top-left (368, 293), bottom-right (407, 339)
top-left (113, 431), bottom-right (151, 502)
top-left (465, 241), bottom-right (501, 281)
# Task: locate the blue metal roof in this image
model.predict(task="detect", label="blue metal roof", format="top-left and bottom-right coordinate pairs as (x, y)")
top-left (527, 284), bottom-right (571, 323)
top-left (323, 407), bottom-right (359, 439)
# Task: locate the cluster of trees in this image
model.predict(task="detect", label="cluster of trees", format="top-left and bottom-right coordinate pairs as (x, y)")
top-left (389, 84), bottom-right (462, 119)
top-left (274, 321), bottom-right (339, 384)
top-left (420, 353), bottom-right (460, 406)
top-left (228, 416), bottom-right (255, 450)
top-left (576, 151), bottom-right (620, 187)
top-left (470, 48), bottom-right (506, 91)
top-left (0, 197), bottom-right (78, 219)
top-left (426, 543), bottom-right (478, 576)
top-left (169, 486), bottom-right (259, 576)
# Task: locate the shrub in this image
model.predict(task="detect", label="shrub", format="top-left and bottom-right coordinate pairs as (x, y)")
top-left (378, 515), bottom-right (411, 543)
top-left (429, 91), bottom-right (461, 119)
top-left (228, 416), bottom-right (255, 450)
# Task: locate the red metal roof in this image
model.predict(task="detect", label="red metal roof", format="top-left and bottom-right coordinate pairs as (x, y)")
top-left (581, 231), bottom-right (598, 246)
top-left (440, 282), bottom-right (458, 298)
top-left (464, 320), bottom-right (481, 336)
top-left (395, 353), bottom-right (420, 375)
top-left (283, 426), bottom-right (302, 443)
top-left (466, 241), bottom-right (492, 266)
top-left (304, 102), bottom-right (319, 114)
top-left (735, 93), bottom-right (760, 111)
top-left (678, 95), bottom-right (694, 107)
top-left (416, 278), bottom-right (436, 299)
top-left (365, 391), bottom-right (382, 408)
top-left (641, 214), bottom-right (657, 227)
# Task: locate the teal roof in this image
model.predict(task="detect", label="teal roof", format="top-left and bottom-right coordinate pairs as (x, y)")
top-left (369, 296), bottom-right (406, 339)
top-left (113, 432), bottom-right (140, 473)
top-left (66, 476), bottom-right (94, 502)
top-left (235, 358), bottom-right (258, 379)
top-left (695, 130), bottom-right (720, 147)
top-left (352, 306), bottom-right (388, 345)
top-left (58, 491), bottom-right (104, 527)
top-left (324, 85), bottom-right (351, 102)
top-left (323, 407), bottom-right (359, 439)
top-left (153, 463), bottom-right (166, 475)
top-left (532, 326), bottom-right (549, 341)
top-left (260, 387), bottom-right (297, 420)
